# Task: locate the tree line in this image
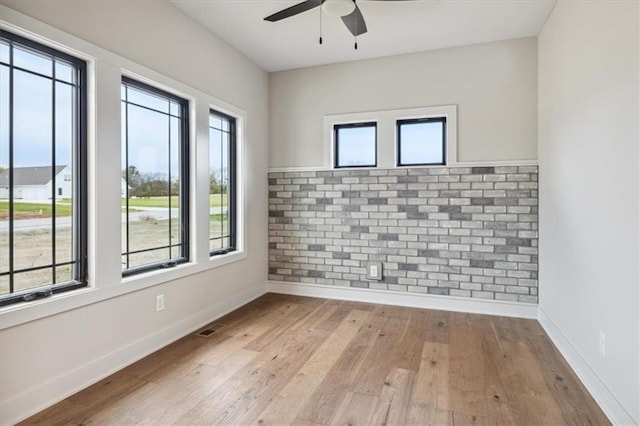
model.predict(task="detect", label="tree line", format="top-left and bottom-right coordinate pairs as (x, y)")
top-left (123, 166), bottom-right (227, 197)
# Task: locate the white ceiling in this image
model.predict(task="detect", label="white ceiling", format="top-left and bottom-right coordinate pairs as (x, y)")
top-left (171, 0), bottom-right (556, 72)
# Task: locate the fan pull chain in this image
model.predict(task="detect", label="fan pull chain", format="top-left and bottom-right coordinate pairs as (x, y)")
top-left (354, 10), bottom-right (358, 50)
top-left (319, 4), bottom-right (323, 45)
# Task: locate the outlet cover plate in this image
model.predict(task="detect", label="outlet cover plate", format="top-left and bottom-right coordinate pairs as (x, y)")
top-left (156, 294), bottom-right (165, 312)
top-left (366, 262), bottom-right (383, 280)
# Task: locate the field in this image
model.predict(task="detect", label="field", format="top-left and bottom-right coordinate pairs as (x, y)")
top-left (0, 194), bottom-right (227, 220)
top-left (123, 195), bottom-right (228, 208)
top-left (0, 210), bottom-right (229, 296)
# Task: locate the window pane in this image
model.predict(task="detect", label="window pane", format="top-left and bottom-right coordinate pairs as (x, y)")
top-left (209, 110), bottom-right (235, 255)
top-left (55, 82), bottom-right (74, 270)
top-left (209, 114), bottom-right (222, 130)
top-left (54, 60), bottom-right (74, 84)
top-left (121, 79), bottom-right (188, 275)
top-left (127, 85), bottom-right (170, 114)
top-left (335, 124), bottom-right (376, 167)
top-left (13, 70), bottom-right (53, 277)
top-left (0, 42), bottom-right (9, 64)
top-left (169, 101), bottom-right (181, 117)
top-left (398, 119), bottom-right (445, 166)
top-left (0, 63), bottom-right (8, 296)
top-left (13, 44), bottom-right (52, 77)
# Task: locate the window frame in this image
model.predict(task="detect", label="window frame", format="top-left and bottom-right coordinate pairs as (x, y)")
top-left (333, 121), bottom-right (378, 169)
top-left (120, 76), bottom-right (190, 277)
top-left (208, 108), bottom-right (237, 257)
top-left (323, 105), bottom-right (457, 169)
top-left (0, 29), bottom-right (88, 307)
top-left (396, 116), bottom-right (447, 167)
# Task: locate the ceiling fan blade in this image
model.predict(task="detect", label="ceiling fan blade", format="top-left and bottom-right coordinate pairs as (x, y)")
top-left (341, 5), bottom-right (368, 36)
top-left (264, 0), bottom-right (323, 22)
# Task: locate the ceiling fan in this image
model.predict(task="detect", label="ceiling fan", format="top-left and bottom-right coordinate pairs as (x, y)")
top-left (264, 0), bottom-right (409, 47)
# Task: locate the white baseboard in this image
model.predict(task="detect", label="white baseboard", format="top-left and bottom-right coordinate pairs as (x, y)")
top-left (538, 307), bottom-right (637, 426)
top-left (1, 285), bottom-right (267, 426)
top-left (266, 280), bottom-right (538, 319)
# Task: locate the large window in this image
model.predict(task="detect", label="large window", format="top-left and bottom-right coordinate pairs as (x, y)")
top-left (121, 77), bottom-right (189, 276)
top-left (0, 31), bottom-right (87, 306)
top-left (397, 117), bottom-right (446, 166)
top-left (209, 110), bottom-right (236, 255)
top-left (334, 122), bottom-right (377, 168)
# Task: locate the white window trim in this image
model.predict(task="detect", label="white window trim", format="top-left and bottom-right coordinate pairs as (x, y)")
top-left (0, 6), bottom-right (248, 329)
top-left (324, 105), bottom-right (458, 169)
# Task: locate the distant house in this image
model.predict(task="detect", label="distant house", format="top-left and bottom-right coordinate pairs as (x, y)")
top-left (0, 165), bottom-right (72, 200)
top-left (0, 166), bottom-right (130, 200)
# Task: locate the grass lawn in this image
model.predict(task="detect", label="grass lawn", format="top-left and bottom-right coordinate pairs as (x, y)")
top-left (0, 201), bottom-right (136, 219)
top-left (0, 201), bottom-right (72, 220)
top-left (123, 194), bottom-right (228, 209)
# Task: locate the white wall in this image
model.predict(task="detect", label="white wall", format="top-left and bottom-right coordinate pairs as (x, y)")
top-left (538, 1), bottom-right (639, 424)
top-left (0, 1), bottom-right (268, 424)
top-left (269, 37), bottom-right (538, 169)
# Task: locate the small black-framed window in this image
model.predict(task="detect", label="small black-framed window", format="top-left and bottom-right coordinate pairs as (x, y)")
top-left (121, 77), bottom-right (190, 276)
top-left (0, 30), bottom-right (88, 307)
top-left (209, 109), bottom-right (236, 256)
top-left (334, 122), bottom-right (377, 168)
top-left (397, 117), bottom-right (446, 167)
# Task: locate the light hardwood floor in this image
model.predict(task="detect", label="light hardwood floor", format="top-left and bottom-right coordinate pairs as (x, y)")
top-left (22, 293), bottom-right (609, 425)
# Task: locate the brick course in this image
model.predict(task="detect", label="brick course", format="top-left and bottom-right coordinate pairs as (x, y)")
top-left (268, 166), bottom-right (538, 303)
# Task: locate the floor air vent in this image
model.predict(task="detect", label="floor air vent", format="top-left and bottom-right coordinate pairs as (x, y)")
top-left (195, 323), bottom-right (225, 337)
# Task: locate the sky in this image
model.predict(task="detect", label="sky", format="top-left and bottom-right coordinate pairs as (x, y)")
top-left (337, 121), bottom-right (443, 166)
top-left (1, 42), bottom-right (74, 170)
top-left (399, 121), bottom-right (444, 164)
top-left (337, 126), bottom-right (376, 166)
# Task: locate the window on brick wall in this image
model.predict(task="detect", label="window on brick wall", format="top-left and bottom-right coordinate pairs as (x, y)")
top-left (334, 122), bottom-right (377, 168)
top-left (396, 117), bottom-right (446, 166)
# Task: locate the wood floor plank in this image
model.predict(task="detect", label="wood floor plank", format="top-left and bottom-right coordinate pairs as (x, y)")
top-left (512, 320), bottom-right (611, 426)
top-left (81, 380), bottom-right (162, 424)
top-left (296, 312), bottom-right (389, 424)
top-left (95, 350), bottom-right (260, 424)
top-left (369, 368), bottom-right (416, 425)
top-left (20, 294), bottom-right (610, 426)
top-left (252, 309), bottom-right (371, 425)
top-left (412, 342), bottom-right (449, 409)
top-left (244, 298), bottom-right (330, 352)
top-left (329, 391), bottom-right (378, 426)
top-left (392, 312), bottom-right (431, 372)
top-left (120, 334), bottom-right (225, 383)
top-left (352, 316), bottom-right (409, 396)
top-left (194, 303), bottom-right (301, 367)
top-left (494, 339), bottom-right (568, 425)
top-left (407, 403), bottom-right (453, 426)
top-left (422, 309), bottom-right (451, 345)
top-left (176, 324), bottom-right (330, 424)
top-left (448, 313), bottom-right (517, 424)
top-left (20, 399), bottom-right (89, 425)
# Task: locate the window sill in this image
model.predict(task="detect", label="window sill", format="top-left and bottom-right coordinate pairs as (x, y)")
top-left (0, 250), bottom-right (247, 330)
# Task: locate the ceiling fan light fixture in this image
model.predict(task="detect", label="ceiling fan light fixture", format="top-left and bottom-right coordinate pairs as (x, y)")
top-left (321, 0), bottom-right (356, 17)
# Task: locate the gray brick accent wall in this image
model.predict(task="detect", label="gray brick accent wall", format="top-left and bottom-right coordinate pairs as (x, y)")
top-left (268, 166), bottom-right (538, 304)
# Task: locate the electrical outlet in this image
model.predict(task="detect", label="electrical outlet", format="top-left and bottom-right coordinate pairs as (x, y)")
top-left (599, 331), bottom-right (606, 356)
top-left (366, 262), bottom-right (382, 280)
top-left (156, 294), bottom-right (165, 312)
